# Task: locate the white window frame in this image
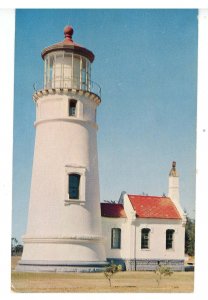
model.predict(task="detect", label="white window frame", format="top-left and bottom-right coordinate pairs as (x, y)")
top-left (64, 165), bottom-right (86, 204)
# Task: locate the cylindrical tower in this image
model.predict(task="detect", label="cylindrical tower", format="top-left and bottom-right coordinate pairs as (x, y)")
top-left (17, 26), bottom-right (107, 272)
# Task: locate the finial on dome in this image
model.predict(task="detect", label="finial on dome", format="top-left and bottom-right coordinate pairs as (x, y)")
top-left (64, 25), bottom-right (74, 40)
top-left (172, 161), bottom-right (176, 168)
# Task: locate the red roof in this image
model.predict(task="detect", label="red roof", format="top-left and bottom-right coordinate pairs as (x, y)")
top-left (128, 195), bottom-right (181, 219)
top-left (101, 203), bottom-right (126, 218)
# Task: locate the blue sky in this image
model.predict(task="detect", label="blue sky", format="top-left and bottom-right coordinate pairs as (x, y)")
top-left (12, 9), bottom-right (197, 243)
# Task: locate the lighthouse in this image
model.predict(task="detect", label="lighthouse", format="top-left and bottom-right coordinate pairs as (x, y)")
top-left (17, 26), bottom-right (107, 272)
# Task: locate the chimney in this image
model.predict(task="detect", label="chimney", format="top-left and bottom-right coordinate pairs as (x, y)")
top-left (168, 161), bottom-right (180, 204)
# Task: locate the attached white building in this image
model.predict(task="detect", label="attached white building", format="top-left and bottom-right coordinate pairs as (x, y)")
top-left (101, 162), bottom-right (187, 271)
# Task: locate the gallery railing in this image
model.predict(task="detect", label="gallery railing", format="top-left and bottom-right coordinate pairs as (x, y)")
top-left (33, 77), bottom-right (101, 98)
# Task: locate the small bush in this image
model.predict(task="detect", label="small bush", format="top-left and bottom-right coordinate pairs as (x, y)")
top-left (104, 262), bottom-right (122, 287)
top-left (154, 264), bottom-right (173, 287)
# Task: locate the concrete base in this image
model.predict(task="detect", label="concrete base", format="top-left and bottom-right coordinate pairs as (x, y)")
top-left (16, 260), bottom-right (109, 273)
top-left (107, 258), bottom-right (185, 271)
top-left (125, 259), bottom-right (185, 271)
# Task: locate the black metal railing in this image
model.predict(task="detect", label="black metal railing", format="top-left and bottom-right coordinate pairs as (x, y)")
top-left (33, 77), bottom-right (101, 98)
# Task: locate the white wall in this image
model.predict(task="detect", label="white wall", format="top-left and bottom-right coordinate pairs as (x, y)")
top-left (102, 216), bottom-right (185, 261)
top-left (21, 91), bottom-right (106, 264)
top-left (101, 217), bottom-right (127, 259)
top-left (135, 218), bottom-right (185, 260)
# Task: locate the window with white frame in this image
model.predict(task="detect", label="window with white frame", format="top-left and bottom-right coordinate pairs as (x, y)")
top-left (65, 166), bottom-right (86, 203)
top-left (111, 228), bottom-right (121, 249)
top-left (166, 229), bottom-right (175, 249)
top-left (141, 228), bottom-right (150, 249)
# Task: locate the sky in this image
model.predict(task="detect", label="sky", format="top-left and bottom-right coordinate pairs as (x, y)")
top-left (12, 9), bottom-right (198, 243)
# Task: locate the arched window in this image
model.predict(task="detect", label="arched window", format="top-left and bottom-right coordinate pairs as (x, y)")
top-left (141, 228), bottom-right (150, 249)
top-left (69, 99), bottom-right (77, 116)
top-left (166, 229), bottom-right (175, 249)
top-left (68, 173), bottom-right (80, 199)
top-left (111, 228), bottom-right (121, 249)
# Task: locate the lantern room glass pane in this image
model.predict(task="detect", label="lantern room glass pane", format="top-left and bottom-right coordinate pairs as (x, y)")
top-left (54, 53), bottom-right (64, 88)
top-left (45, 55), bottom-right (55, 88)
top-left (81, 58), bottom-right (87, 90)
top-left (86, 60), bottom-right (91, 91)
top-left (73, 55), bottom-right (81, 89)
top-left (44, 57), bottom-right (48, 88)
top-left (49, 56), bottom-right (54, 85)
top-left (63, 53), bottom-right (72, 88)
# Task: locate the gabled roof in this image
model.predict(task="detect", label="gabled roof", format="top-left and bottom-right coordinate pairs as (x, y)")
top-left (128, 195), bottom-right (181, 219)
top-left (100, 203), bottom-right (126, 218)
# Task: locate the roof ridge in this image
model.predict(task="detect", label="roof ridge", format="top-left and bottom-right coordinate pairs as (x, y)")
top-left (128, 194), bottom-right (171, 199)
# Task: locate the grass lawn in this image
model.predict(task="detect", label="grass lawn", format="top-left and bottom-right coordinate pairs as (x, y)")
top-left (11, 257), bottom-right (194, 293)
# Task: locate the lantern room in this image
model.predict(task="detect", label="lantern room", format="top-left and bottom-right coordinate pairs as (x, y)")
top-left (41, 25), bottom-right (96, 92)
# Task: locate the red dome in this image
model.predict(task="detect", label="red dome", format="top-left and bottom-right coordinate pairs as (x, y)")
top-left (41, 25), bottom-right (94, 62)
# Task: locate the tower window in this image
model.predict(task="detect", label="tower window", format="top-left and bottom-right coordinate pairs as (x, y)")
top-left (166, 229), bottom-right (175, 249)
top-left (141, 228), bottom-right (150, 249)
top-left (111, 228), bottom-right (121, 249)
top-left (68, 173), bottom-right (80, 199)
top-left (69, 99), bottom-right (77, 116)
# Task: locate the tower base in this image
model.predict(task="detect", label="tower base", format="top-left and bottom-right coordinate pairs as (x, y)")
top-left (16, 260), bottom-right (109, 273)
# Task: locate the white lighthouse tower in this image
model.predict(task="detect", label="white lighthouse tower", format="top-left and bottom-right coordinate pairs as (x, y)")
top-left (17, 25), bottom-right (107, 272)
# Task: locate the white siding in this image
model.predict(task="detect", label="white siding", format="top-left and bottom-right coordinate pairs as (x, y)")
top-left (101, 216), bottom-right (185, 261)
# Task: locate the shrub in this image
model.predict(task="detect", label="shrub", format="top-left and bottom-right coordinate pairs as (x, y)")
top-left (154, 264), bottom-right (173, 287)
top-left (104, 262), bottom-right (122, 287)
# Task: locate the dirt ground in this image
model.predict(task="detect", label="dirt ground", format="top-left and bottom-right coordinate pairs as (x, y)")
top-left (11, 256), bottom-right (194, 293)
